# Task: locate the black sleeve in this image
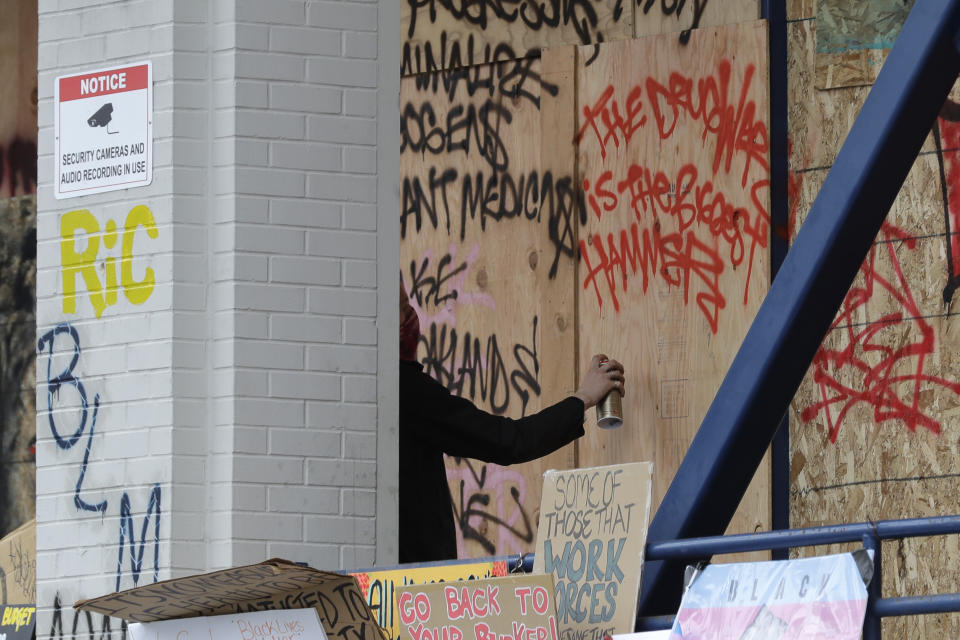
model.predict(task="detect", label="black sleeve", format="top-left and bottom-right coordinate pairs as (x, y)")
top-left (401, 365), bottom-right (586, 466)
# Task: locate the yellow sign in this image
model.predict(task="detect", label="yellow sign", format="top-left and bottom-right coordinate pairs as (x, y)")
top-left (350, 561), bottom-right (509, 640)
top-left (1, 607), bottom-right (35, 632)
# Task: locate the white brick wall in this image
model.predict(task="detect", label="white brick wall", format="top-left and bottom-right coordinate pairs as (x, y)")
top-left (36, 0), bottom-right (400, 637)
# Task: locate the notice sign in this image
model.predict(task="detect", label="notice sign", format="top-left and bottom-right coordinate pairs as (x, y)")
top-left (396, 574), bottom-right (558, 640)
top-left (533, 462), bottom-right (653, 640)
top-left (55, 61), bottom-right (152, 199)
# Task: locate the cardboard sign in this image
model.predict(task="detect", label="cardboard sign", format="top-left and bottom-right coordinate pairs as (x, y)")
top-left (74, 558), bottom-right (381, 640)
top-left (670, 552), bottom-right (870, 639)
top-left (0, 521), bottom-right (35, 605)
top-left (395, 574), bottom-right (558, 640)
top-left (128, 607), bottom-right (328, 640)
top-left (533, 463), bottom-right (653, 640)
top-left (350, 560), bottom-right (509, 640)
top-left (0, 520), bottom-right (35, 640)
top-left (55, 61), bottom-right (152, 199)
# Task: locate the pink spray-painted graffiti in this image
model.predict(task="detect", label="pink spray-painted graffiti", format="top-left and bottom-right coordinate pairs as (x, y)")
top-left (447, 457), bottom-right (535, 557)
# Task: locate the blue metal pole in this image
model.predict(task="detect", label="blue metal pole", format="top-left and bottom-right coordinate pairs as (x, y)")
top-left (644, 515), bottom-right (960, 560)
top-left (874, 593), bottom-right (960, 617)
top-left (639, 0), bottom-right (960, 616)
top-left (862, 533), bottom-right (882, 640)
top-left (761, 0), bottom-right (792, 565)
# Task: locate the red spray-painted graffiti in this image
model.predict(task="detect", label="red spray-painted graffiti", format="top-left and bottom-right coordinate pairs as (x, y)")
top-left (800, 222), bottom-right (960, 443)
top-left (577, 59), bottom-right (770, 332)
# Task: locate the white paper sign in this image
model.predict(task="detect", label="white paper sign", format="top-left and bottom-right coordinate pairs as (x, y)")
top-left (55, 61), bottom-right (152, 199)
top-left (127, 608), bottom-right (328, 640)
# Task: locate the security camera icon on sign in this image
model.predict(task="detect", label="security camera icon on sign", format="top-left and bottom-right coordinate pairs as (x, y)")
top-left (88, 103), bottom-right (119, 134)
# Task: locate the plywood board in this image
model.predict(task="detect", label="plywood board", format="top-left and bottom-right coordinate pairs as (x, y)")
top-left (814, 0), bottom-right (914, 89)
top-left (574, 22), bottom-right (772, 551)
top-left (633, 0), bottom-right (759, 41)
top-left (788, 7), bottom-right (960, 636)
top-left (401, 0), bottom-right (631, 76)
top-left (400, 55), bottom-right (578, 558)
top-left (786, 0), bottom-right (816, 21)
top-left (787, 18), bottom-right (936, 173)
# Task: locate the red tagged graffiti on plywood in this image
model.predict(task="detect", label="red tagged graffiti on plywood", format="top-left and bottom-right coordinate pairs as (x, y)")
top-left (577, 60), bottom-right (770, 332)
top-left (800, 222), bottom-right (960, 442)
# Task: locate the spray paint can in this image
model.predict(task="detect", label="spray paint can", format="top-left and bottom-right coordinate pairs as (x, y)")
top-left (596, 358), bottom-right (623, 429)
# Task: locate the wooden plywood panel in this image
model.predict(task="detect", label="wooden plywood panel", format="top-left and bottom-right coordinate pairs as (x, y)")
top-left (787, 18), bottom-right (937, 173)
top-left (633, 0), bottom-right (759, 40)
top-left (400, 56), bottom-right (578, 558)
top-left (574, 22), bottom-right (772, 548)
top-left (789, 7), bottom-right (960, 636)
top-left (814, 0), bottom-right (914, 90)
top-left (787, 0), bottom-right (816, 21)
top-left (401, 0), bottom-right (631, 76)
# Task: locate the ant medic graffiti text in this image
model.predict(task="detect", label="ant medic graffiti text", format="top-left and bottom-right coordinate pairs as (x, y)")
top-left (577, 59), bottom-right (770, 333)
top-left (401, 60), bottom-right (584, 281)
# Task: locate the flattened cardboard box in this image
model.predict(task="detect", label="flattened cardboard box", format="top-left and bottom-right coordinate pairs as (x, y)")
top-left (75, 558), bottom-right (381, 640)
top-left (0, 520), bottom-right (37, 640)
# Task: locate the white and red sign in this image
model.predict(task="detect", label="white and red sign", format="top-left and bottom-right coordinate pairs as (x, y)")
top-left (55, 61), bottom-right (152, 199)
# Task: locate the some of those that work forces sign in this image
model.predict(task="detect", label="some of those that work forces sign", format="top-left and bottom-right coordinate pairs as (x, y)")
top-left (55, 61), bottom-right (152, 199)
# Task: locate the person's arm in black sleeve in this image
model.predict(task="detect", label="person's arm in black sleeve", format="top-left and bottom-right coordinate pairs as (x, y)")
top-left (402, 363), bottom-right (586, 466)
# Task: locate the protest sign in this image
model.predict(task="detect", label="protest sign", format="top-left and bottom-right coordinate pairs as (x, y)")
top-left (0, 521), bottom-right (35, 640)
top-left (395, 574), bottom-right (558, 640)
top-left (75, 558), bottom-right (380, 640)
top-left (533, 462), bottom-right (653, 640)
top-left (128, 607), bottom-right (327, 640)
top-left (350, 560), bottom-right (509, 640)
top-left (670, 552), bottom-right (870, 639)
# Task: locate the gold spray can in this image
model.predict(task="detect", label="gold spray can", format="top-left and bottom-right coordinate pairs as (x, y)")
top-left (596, 358), bottom-right (623, 429)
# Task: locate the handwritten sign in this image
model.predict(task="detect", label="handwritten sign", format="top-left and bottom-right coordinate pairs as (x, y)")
top-left (533, 463), bottom-right (653, 640)
top-left (350, 561), bottom-right (509, 640)
top-left (395, 575), bottom-right (558, 640)
top-left (670, 552), bottom-right (870, 638)
top-left (75, 559), bottom-right (380, 640)
top-left (128, 608), bottom-right (327, 640)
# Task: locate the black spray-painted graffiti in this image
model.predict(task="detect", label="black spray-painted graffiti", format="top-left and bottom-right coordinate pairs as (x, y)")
top-left (403, 0), bottom-right (624, 74)
top-left (638, 0), bottom-right (710, 44)
top-left (450, 457), bottom-right (535, 555)
top-left (407, 54), bottom-right (558, 109)
top-left (419, 315), bottom-right (541, 417)
top-left (401, 168), bottom-right (583, 280)
top-left (1, 534), bottom-right (36, 603)
top-left (401, 51), bottom-right (583, 279)
top-left (38, 323), bottom-right (162, 593)
top-left (49, 594), bottom-right (125, 640)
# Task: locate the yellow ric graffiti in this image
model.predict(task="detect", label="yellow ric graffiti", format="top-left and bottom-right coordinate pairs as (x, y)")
top-left (60, 205), bottom-right (159, 318)
top-left (0, 607), bottom-right (35, 632)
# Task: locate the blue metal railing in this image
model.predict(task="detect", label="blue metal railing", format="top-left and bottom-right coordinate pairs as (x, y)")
top-left (499, 515), bottom-right (960, 639)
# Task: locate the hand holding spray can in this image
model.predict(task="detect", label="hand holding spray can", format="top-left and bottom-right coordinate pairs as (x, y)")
top-left (596, 357), bottom-right (623, 429)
